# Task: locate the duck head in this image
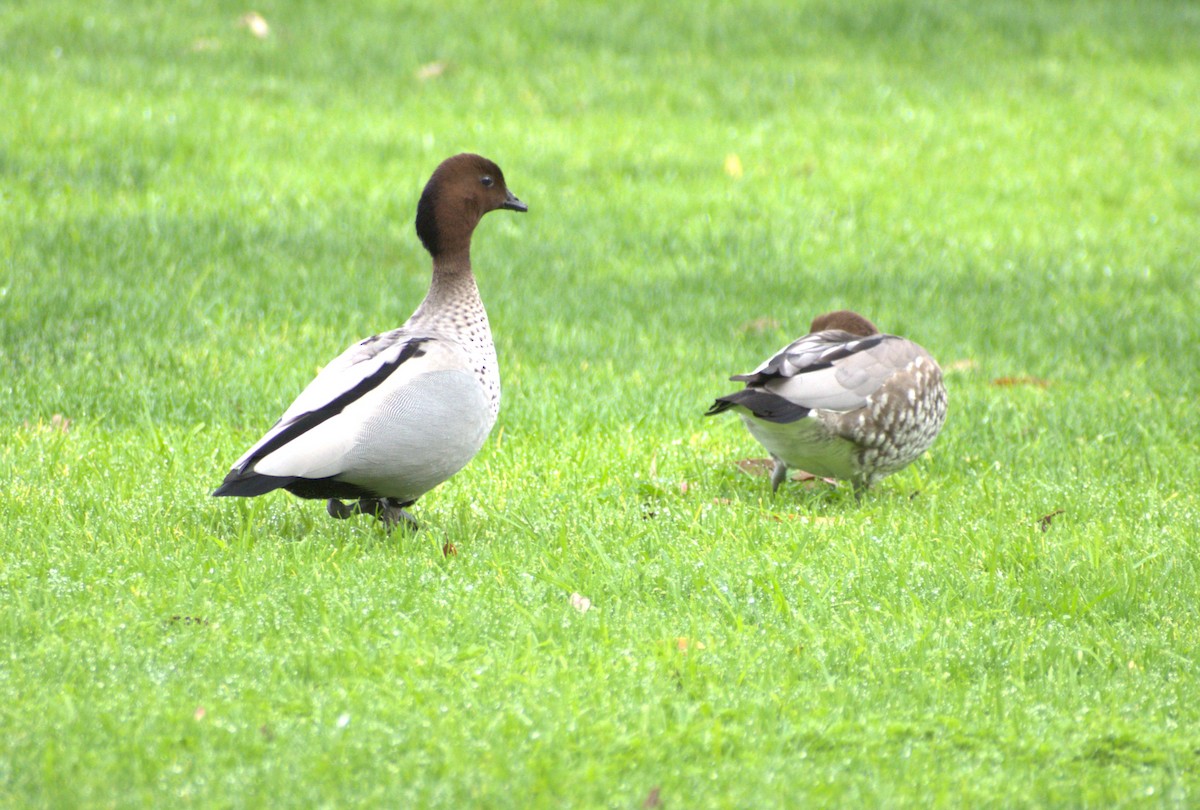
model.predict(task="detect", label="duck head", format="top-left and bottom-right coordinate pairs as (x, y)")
top-left (808, 310), bottom-right (880, 336)
top-left (415, 153), bottom-right (526, 258)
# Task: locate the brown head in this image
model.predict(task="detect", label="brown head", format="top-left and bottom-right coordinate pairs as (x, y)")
top-left (415, 153), bottom-right (527, 258)
top-left (808, 310), bottom-right (879, 337)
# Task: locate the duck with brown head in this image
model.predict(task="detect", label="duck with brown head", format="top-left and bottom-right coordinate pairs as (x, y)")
top-left (213, 153), bottom-right (527, 530)
top-left (707, 309), bottom-right (947, 493)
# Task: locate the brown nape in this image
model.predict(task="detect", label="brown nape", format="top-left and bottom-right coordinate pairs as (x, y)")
top-left (808, 309), bottom-right (880, 336)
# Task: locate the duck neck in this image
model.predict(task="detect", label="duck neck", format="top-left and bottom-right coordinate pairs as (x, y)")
top-left (412, 249), bottom-right (482, 322)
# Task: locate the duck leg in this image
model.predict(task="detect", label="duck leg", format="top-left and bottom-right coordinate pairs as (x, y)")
top-left (769, 456), bottom-right (790, 493)
top-left (372, 498), bottom-right (420, 533)
top-left (326, 498), bottom-right (419, 532)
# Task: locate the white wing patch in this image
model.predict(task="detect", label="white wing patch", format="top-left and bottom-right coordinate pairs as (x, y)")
top-left (231, 331), bottom-right (470, 478)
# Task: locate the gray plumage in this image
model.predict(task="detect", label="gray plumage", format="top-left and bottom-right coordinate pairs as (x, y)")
top-left (707, 310), bottom-right (947, 492)
top-left (213, 153), bottom-right (527, 529)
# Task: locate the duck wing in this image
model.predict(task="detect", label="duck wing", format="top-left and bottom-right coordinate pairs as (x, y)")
top-left (707, 330), bottom-right (900, 422)
top-left (213, 329), bottom-right (461, 494)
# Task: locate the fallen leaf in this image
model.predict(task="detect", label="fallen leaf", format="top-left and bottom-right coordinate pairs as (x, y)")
top-left (724, 153), bottom-right (744, 179)
top-left (737, 316), bottom-right (780, 334)
top-left (735, 459), bottom-right (836, 486)
top-left (1037, 508), bottom-right (1064, 531)
top-left (769, 514), bottom-right (840, 525)
top-left (24, 415), bottom-right (73, 434)
top-left (569, 592), bottom-right (592, 614)
top-left (238, 11), bottom-right (270, 39)
top-left (736, 458), bottom-right (775, 476)
top-left (442, 542), bottom-right (457, 557)
top-left (643, 787), bottom-right (662, 809)
top-left (416, 60), bottom-right (447, 81)
top-left (167, 615), bottom-right (210, 626)
top-left (992, 376), bottom-right (1052, 388)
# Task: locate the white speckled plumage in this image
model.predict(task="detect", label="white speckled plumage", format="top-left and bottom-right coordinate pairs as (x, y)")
top-left (707, 310), bottom-right (947, 492)
top-left (214, 153), bottom-right (526, 528)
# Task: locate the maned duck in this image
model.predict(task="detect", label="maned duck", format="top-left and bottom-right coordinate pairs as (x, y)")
top-left (706, 310), bottom-right (947, 493)
top-left (213, 153), bottom-right (527, 529)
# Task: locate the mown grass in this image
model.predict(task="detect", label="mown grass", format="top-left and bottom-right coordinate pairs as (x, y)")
top-left (3, 0), bottom-right (1200, 807)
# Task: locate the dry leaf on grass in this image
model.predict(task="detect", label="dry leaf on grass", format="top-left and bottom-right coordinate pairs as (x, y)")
top-left (769, 513), bottom-right (841, 526)
top-left (992, 376), bottom-right (1052, 388)
top-left (735, 457), bottom-right (775, 476)
top-left (735, 458), bottom-right (836, 486)
top-left (737, 315), bottom-right (781, 334)
top-left (167, 615), bottom-right (209, 626)
top-left (416, 61), bottom-right (448, 81)
top-left (238, 12), bottom-right (270, 39)
top-left (724, 153), bottom-right (744, 178)
top-left (792, 470), bottom-right (830, 482)
top-left (1038, 509), bottom-right (1065, 531)
top-left (23, 414), bottom-right (72, 434)
top-left (442, 542), bottom-right (457, 557)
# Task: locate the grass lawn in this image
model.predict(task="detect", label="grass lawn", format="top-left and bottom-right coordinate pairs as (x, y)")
top-left (3, 0), bottom-right (1200, 806)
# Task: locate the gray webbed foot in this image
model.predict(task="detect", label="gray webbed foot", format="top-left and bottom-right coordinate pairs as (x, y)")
top-left (327, 499), bottom-right (357, 519)
top-left (372, 499), bottom-right (420, 533)
top-left (325, 498), bottom-right (419, 532)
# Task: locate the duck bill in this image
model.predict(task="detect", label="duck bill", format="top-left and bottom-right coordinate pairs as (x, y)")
top-left (501, 190), bottom-right (528, 212)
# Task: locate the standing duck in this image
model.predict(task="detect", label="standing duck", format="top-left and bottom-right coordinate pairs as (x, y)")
top-left (706, 310), bottom-right (947, 493)
top-left (213, 153), bottom-right (527, 529)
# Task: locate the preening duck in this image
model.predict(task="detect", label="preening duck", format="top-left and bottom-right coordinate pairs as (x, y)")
top-left (213, 153), bottom-right (527, 529)
top-left (706, 310), bottom-right (947, 493)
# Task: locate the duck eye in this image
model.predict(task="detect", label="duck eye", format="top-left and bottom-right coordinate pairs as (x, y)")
top-left (481, 176), bottom-right (494, 188)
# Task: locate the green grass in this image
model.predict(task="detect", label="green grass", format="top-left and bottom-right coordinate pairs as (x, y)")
top-left (3, 0), bottom-right (1200, 806)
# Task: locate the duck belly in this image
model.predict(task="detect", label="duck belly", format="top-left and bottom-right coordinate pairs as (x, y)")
top-left (738, 412), bottom-right (858, 480)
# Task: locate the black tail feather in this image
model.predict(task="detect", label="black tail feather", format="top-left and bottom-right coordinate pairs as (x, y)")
top-left (705, 398), bottom-right (738, 417)
top-left (705, 390), bottom-right (811, 424)
top-left (212, 471), bottom-right (296, 498)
